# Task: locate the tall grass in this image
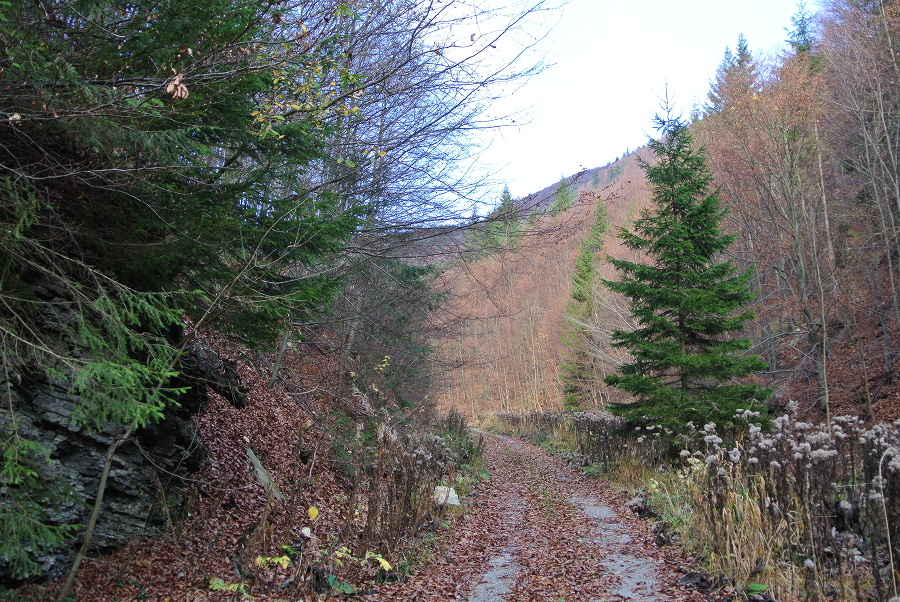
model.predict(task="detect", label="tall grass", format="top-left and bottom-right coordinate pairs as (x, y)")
top-left (492, 410), bottom-right (900, 601)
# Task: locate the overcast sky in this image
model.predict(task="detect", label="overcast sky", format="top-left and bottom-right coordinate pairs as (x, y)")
top-left (477, 0), bottom-right (816, 201)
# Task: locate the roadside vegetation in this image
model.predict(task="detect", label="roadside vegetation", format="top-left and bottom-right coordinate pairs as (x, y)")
top-left (0, 0), bottom-right (548, 596)
top-left (488, 410), bottom-right (900, 601)
top-left (9, 0), bottom-right (900, 599)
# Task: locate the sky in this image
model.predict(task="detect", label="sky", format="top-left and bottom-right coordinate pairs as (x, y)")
top-left (478, 0), bottom-right (816, 200)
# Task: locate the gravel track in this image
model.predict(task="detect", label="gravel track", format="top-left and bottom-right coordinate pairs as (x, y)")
top-left (381, 432), bottom-right (706, 601)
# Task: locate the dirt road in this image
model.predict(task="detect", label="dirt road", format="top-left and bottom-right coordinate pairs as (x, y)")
top-left (380, 432), bottom-right (707, 601)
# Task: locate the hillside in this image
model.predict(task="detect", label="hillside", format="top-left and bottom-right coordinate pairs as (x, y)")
top-left (6, 1), bottom-right (900, 599)
top-left (432, 149), bottom-right (651, 416)
top-left (435, 136), bottom-right (900, 424)
top-left (12, 329), bottom-right (484, 601)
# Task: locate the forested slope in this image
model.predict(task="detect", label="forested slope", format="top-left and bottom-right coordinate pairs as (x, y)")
top-left (438, 1), bottom-right (900, 426)
top-left (8, 0), bottom-right (900, 599)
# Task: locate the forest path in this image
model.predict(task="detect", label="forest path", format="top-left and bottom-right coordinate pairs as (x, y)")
top-left (380, 432), bottom-right (706, 601)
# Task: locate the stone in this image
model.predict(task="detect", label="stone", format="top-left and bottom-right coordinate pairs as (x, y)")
top-left (625, 495), bottom-right (650, 517)
top-left (183, 337), bottom-right (247, 409)
top-left (433, 486), bottom-right (460, 506)
top-left (678, 571), bottom-right (712, 590)
top-left (652, 521), bottom-right (673, 546)
top-left (0, 370), bottom-right (208, 581)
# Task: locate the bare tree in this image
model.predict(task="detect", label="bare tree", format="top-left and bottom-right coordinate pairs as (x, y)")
top-left (699, 46), bottom-right (844, 418)
top-left (820, 0), bottom-right (900, 383)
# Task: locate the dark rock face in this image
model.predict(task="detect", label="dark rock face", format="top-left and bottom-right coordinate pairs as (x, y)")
top-left (0, 349), bottom-right (218, 581)
top-left (0, 317), bottom-right (254, 583)
top-left (182, 337), bottom-right (247, 409)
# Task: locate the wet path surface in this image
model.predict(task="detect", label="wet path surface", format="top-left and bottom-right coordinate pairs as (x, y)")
top-left (380, 432), bottom-right (705, 601)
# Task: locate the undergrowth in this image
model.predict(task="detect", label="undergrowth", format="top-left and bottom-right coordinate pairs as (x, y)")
top-left (320, 409), bottom-right (482, 594)
top-left (491, 410), bottom-right (900, 601)
top-left (203, 409), bottom-right (483, 599)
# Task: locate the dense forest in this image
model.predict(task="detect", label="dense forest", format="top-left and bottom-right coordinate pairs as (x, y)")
top-left (0, 0), bottom-right (552, 596)
top-left (4, 0), bottom-right (900, 600)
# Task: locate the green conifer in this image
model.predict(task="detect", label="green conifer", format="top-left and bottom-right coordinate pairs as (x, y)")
top-left (706, 34), bottom-right (758, 114)
top-left (0, 0), bottom-right (361, 579)
top-left (560, 240), bottom-right (598, 410)
top-left (560, 199), bottom-right (609, 410)
top-left (603, 111), bottom-right (769, 429)
top-left (549, 176), bottom-right (575, 215)
top-left (787, 1), bottom-right (815, 54)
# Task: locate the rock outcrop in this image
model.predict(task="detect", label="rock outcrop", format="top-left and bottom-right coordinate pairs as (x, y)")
top-left (0, 334), bottom-right (242, 581)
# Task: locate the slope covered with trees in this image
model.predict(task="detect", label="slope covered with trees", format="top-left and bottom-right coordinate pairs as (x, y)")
top-left (440, 0), bottom-right (900, 428)
top-left (9, 0), bottom-right (900, 599)
top-left (438, 4), bottom-right (900, 597)
top-left (434, 158), bottom-right (648, 415)
top-left (695, 0), bottom-right (900, 422)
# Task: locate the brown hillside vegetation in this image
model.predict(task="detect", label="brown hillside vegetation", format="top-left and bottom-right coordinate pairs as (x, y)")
top-left (16, 330), bottom-right (483, 601)
top-left (435, 0), bottom-right (900, 426)
top-left (434, 151), bottom-right (653, 417)
top-left (439, 108), bottom-right (900, 424)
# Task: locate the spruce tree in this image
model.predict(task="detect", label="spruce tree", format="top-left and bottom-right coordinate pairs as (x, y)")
top-left (603, 112), bottom-right (769, 429)
top-left (560, 199), bottom-right (609, 410)
top-left (0, 0), bottom-right (360, 580)
top-left (706, 34), bottom-right (758, 114)
top-left (549, 176), bottom-right (575, 215)
top-left (788, 1), bottom-right (815, 54)
top-left (465, 186), bottom-right (521, 255)
top-left (560, 240), bottom-right (599, 410)
top-left (497, 186), bottom-right (521, 249)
